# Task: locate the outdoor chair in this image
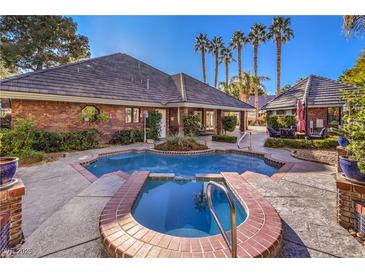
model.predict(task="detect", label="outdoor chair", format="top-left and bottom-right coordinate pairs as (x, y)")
top-left (308, 128), bottom-right (326, 140)
top-left (267, 127), bottom-right (281, 138)
top-left (280, 128), bottom-right (296, 139)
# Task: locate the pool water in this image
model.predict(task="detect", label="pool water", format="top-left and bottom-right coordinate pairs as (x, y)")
top-left (132, 179), bottom-right (247, 237)
top-left (86, 151), bottom-right (278, 177)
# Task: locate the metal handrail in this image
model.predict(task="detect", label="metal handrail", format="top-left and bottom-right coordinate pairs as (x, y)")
top-left (206, 181), bottom-right (237, 258)
top-left (237, 131), bottom-right (252, 150)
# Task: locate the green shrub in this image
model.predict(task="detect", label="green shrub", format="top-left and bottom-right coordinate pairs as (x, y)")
top-left (146, 111), bottom-right (162, 140)
top-left (268, 115), bottom-right (296, 131)
top-left (183, 114), bottom-right (201, 136)
top-left (17, 149), bottom-right (44, 165)
top-left (222, 116), bottom-right (237, 134)
top-left (264, 136), bottom-right (338, 150)
top-left (155, 134), bottom-right (208, 151)
top-left (212, 134), bottom-right (237, 143)
top-left (111, 129), bottom-right (144, 145)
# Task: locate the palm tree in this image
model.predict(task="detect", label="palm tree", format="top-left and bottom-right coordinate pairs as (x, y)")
top-left (343, 16), bottom-right (365, 38)
top-left (219, 46), bottom-right (234, 86)
top-left (268, 17), bottom-right (294, 95)
top-left (230, 30), bottom-right (248, 82)
top-left (194, 33), bottom-right (210, 83)
top-left (209, 36), bottom-right (224, 88)
top-left (248, 23), bottom-right (267, 123)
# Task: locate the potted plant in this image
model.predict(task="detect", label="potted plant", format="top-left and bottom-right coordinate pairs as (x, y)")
top-left (338, 88), bottom-right (365, 182)
top-left (330, 127), bottom-right (350, 148)
top-left (0, 157), bottom-right (19, 185)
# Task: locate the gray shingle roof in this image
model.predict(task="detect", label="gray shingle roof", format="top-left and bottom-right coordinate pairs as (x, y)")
top-left (0, 53), bottom-right (253, 110)
top-left (248, 95), bottom-right (276, 110)
top-left (262, 75), bottom-right (357, 110)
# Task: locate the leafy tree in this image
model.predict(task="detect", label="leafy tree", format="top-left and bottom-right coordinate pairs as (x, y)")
top-left (281, 84), bottom-right (292, 93)
top-left (194, 33), bottom-right (210, 83)
top-left (209, 36), bottom-right (224, 88)
top-left (339, 51), bottom-right (365, 87)
top-left (267, 16), bottom-right (294, 95)
top-left (183, 114), bottom-right (201, 136)
top-left (248, 23), bottom-right (267, 124)
top-left (0, 59), bottom-right (16, 79)
top-left (230, 30), bottom-right (248, 83)
top-left (0, 16), bottom-right (90, 72)
top-left (343, 15), bottom-right (365, 38)
top-left (222, 116), bottom-right (237, 134)
top-left (219, 46), bottom-right (234, 86)
top-left (146, 111), bottom-right (162, 140)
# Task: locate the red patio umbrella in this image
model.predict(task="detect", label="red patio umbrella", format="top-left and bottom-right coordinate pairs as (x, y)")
top-left (296, 99), bottom-right (306, 133)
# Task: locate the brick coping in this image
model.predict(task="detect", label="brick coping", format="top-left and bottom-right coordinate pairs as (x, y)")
top-left (71, 148), bottom-right (290, 183)
top-left (99, 171), bottom-right (283, 258)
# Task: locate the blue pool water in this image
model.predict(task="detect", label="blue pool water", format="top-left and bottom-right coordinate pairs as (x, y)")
top-left (132, 179), bottom-right (247, 237)
top-left (86, 151), bottom-right (278, 177)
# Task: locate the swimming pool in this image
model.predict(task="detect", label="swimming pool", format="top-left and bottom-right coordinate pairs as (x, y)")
top-left (132, 179), bottom-right (247, 237)
top-left (85, 151), bottom-right (278, 177)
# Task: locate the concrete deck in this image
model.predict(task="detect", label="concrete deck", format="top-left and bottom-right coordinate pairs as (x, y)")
top-left (14, 129), bottom-right (364, 258)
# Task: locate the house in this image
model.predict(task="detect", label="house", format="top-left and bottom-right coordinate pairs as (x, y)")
top-left (261, 75), bottom-right (357, 133)
top-left (247, 95), bottom-right (276, 124)
top-left (0, 53), bottom-right (254, 140)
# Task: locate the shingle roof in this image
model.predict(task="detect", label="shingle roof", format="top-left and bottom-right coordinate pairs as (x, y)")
top-left (248, 95), bottom-right (276, 110)
top-left (0, 53), bottom-right (253, 110)
top-left (262, 75), bottom-right (357, 110)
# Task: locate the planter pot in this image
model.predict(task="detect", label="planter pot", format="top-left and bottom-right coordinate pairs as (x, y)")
top-left (338, 136), bottom-right (350, 148)
top-left (0, 157), bottom-right (19, 185)
top-left (339, 156), bottom-right (365, 182)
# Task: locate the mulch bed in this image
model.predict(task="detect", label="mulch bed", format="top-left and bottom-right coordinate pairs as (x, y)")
top-left (292, 149), bottom-right (337, 166)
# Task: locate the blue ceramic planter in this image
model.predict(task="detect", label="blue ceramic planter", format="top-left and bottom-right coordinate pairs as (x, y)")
top-left (0, 157), bottom-right (19, 185)
top-left (338, 136), bottom-right (350, 148)
top-left (339, 156), bottom-right (365, 182)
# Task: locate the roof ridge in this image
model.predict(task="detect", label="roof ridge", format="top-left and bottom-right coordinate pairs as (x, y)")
top-left (302, 75), bottom-right (312, 103)
top-left (309, 74), bottom-right (358, 89)
top-left (0, 53), bottom-right (123, 83)
top-left (179, 72), bottom-right (254, 108)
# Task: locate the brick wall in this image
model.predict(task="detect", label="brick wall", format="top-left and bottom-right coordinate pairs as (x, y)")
top-left (307, 107), bottom-right (328, 132)
top-left (11, 99), bottom-right (169, 142)
top-left (0, 180), bottom-right (25, 248)
top-left (0, 211), bottom-right (10, 255)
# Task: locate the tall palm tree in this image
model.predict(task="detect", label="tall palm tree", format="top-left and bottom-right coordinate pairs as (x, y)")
top-left (219, 46), bottom-right (234, 86)
top-left (268, 16), bottom-right (294, 95)
top-left (343, 16), bottom-right (365, 38)
top-left (248, 23), bottom-right (267, 123)
top-left (230, 30), bottom-right (248, 82)
top-left (209, 36), bottom-right (224, 88)
top-left (194, 33), bottom-right (210, 83)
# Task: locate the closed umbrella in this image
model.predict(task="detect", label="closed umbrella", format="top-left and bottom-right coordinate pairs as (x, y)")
top-left (296, 99), bottom-right (306, 133)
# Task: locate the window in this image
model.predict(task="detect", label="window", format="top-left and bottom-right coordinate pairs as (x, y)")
top-left (328, 107), bottom-right (341, 126)
top-left (285, 110), bottom-right (292, 115)
top-left (125, 108), bottom-right (132, 123)
top-left (125, 107), bottom-right (140, 123)
top-left (206, 111), bottom-right (215, 130)
top-left (133, 108), bottom-right (140, 123)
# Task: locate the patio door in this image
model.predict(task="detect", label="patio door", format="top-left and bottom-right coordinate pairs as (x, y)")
top-left (156, 109), bottom-right (166, 138)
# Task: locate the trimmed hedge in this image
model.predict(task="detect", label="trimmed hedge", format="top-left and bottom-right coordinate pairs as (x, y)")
top-left (222, 116), bottom-right (237, 133)
top-left (212, 134), bottom-right (237, 143)
top-left (264, 136), bottom-right (338, 150)
top-left (155, 135), bottom-right (208, 151)
top-left (111, 129), bottom-right (144, 145)
top-left (268, 115), bottom-right (296, 131)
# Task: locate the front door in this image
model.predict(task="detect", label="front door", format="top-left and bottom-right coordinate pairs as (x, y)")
top-left (156, 109), bottom-right (166, 138)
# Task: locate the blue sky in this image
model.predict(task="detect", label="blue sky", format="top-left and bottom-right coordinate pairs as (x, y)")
top-left (72, 16), bottom-right (363, 94)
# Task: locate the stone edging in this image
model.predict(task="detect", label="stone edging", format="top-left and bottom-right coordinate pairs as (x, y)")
top-left (99, 171), bottom-right (283, 258)
top-left (71, 148), bottom-right (288, 183)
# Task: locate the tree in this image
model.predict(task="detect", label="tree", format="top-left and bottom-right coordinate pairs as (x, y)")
top-left (281, 84), bottom-right (292, 93)
top-left (0, 16), bottom-right (90, 72)
top-left (343, 15), bottom-right (365, 38)
top-left (267, 16), bottom-right (294, 95)
top-left (0, 59), bottom-right (16, 79)
top-left (339, 51), bottom-right (365, 87)
top-left (230, 30), bottom-right (248, 82)
top-left (209, 36), bottom-right (224, 88)
top-left (194, 33), bottom-right (210, 83)
top-left (221, 72), bottom-right (269, 101)
top-left (219, 46), bottom-right (234, 86)
top-left (248, 23), bottom-right (267, 123)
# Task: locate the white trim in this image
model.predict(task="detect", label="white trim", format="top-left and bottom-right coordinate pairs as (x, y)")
top-left (1, 90), bottom-right (253, 111)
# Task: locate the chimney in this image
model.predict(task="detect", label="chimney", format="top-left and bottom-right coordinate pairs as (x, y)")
top-left (147, 78), bottom-right (150, 90)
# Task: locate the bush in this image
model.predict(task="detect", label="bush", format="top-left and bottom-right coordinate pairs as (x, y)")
top-left (146, 111), bottom-right (162, 140)
top-left (183, 114), bottom-right (201, 136)
top-left (111, 129), bottom-right (144, 145)
top-left (212, 134), bottom-right (237, 143)
top-left (264, 136), bottom-right (338, 150)
top-left (222, 116), bottom-right (237, 133)
top-left (268, 115), bottom-right (296, 131)
top-left (155, 135), bottom-right (208, 151)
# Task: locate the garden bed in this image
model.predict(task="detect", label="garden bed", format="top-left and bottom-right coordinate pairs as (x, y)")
top-left (154, 136), bottom-right (208, 151)
top-left (292, 149), bottom-right (337, 166)
top-left (264, 136), bottom-right (338, 150)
